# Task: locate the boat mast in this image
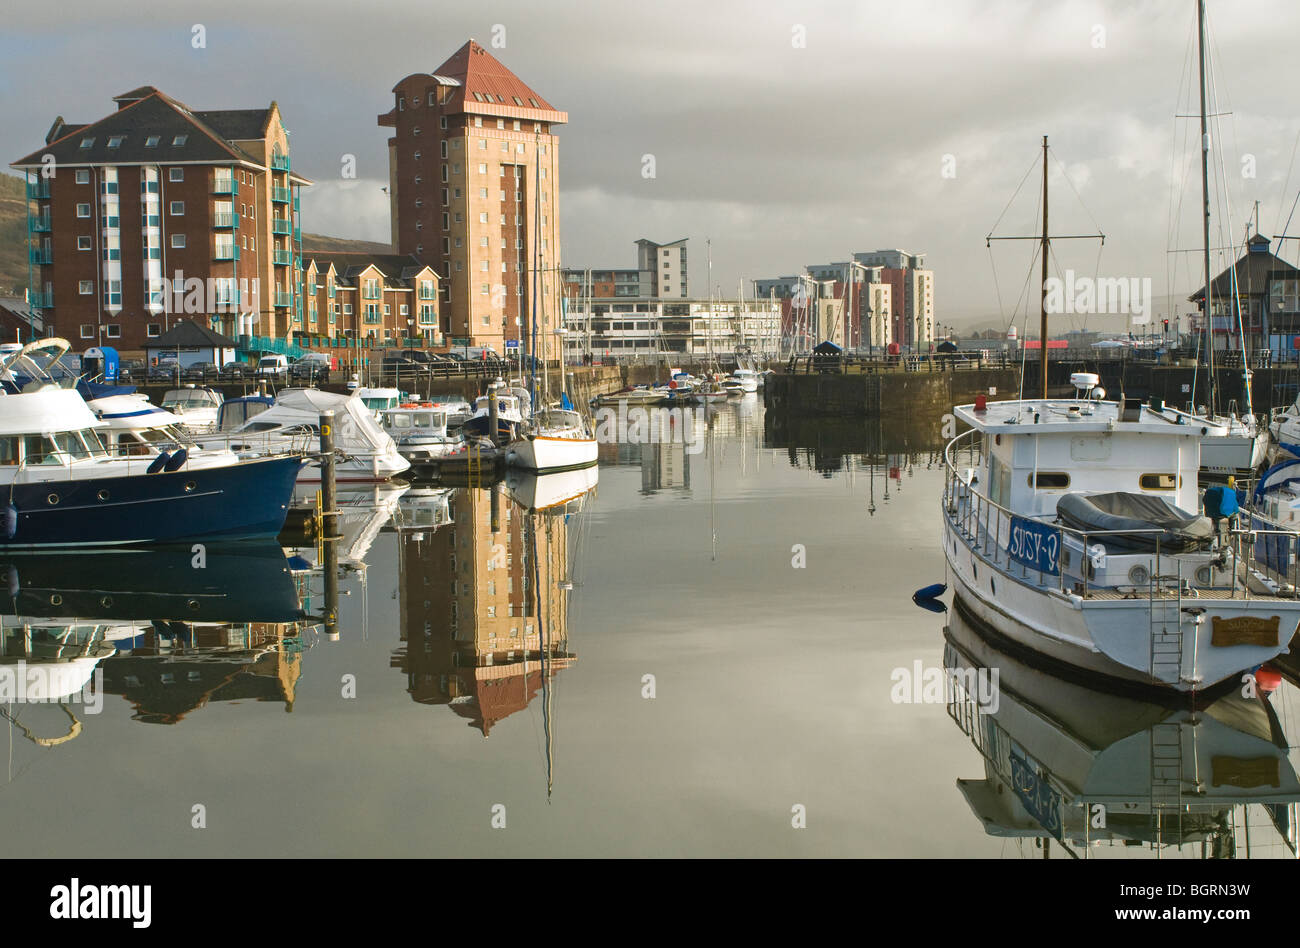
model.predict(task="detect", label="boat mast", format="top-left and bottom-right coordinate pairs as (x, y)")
top-left (1039, 134), bottom-right (1050, 399)
top-left (1198, 0), bottom-right (1217, 418)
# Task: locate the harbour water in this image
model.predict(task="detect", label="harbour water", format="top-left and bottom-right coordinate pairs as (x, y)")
top-left (1, 395), bottom-right (1296, 858)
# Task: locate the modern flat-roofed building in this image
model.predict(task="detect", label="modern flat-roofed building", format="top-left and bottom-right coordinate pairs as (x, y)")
top-left (635, 237), bottom-right (688, 298)
top-left (561, 297), bottom-right (780, 363)
top-left (11, 86), bottom-right (310, 354)
top-left (381, 40), bottom-right (566, 356)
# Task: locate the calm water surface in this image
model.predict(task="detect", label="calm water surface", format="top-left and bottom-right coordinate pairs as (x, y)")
top-left (1, 396), bottom-right (1296, 858)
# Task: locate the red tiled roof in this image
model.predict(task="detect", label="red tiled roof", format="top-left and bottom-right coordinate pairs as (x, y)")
top-left (433, 40), bottom-right (566, 124)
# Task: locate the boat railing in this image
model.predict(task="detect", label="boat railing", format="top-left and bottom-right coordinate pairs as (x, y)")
top-left (942, 427), bottom-right (1300, 599)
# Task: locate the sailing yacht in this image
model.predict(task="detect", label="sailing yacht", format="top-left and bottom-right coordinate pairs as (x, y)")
top-left (506, 406), bottom-right (598, 472)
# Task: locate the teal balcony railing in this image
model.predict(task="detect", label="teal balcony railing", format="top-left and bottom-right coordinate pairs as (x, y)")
top-left (271, 154), bottom-right (291, 172)
top-left (273, 249), bottom-right (293, 265)
top-left (275, 291), bottom-right (293, 307)
top-left (29, 291), bottom-right (53, 308)
top-left (29, 248), bottom-right (52, 265)
top-left (240, 334), bottom-right (306, 358)
top-left (272, 187), bottom-right (291, 203)
top-left (26, 180), bottom-right (50, 200)
top-left (213, 290), bottom-right (241, 306)
top-left (292, 195), bottom-right (300, 212)
top-left (271, 218), bottom-right (293, 236)
top-left (214, 245), bottom-right (239, 261)
top-left (212, 178), bottom-right (237, 195)
top-left (212, 212), bottom-right (237, 228)
top-left (30, 215), bottom-right (51, 233)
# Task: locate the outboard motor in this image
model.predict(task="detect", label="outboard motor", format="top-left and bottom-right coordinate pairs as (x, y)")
top-left (1203, 482), bottom-right (1239, 567)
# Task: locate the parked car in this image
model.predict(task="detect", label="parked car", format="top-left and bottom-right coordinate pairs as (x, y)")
top-left (181, 361), bottom-right (217, 382)
top-left (289, 358), bottom-right (330, 383)
top-left (254, 354), bottom-right (289, 379)
top-left (118, 359), bottom-right (146, 382)
top-left (148, 359), bottom-right (180, 383)
top-left (220, 361), bottom-right (252, 380)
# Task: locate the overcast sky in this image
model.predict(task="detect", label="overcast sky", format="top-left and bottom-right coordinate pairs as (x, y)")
top-left (4, 0), bottom-right (1300, 331)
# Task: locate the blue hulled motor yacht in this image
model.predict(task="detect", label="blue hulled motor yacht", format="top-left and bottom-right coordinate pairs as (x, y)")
top-left (0, 339), bottom-right (301, 547)
top-left (942, 387), bottom-right (1300, 694)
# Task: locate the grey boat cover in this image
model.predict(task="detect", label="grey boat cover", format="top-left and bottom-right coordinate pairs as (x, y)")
top-left (1055, 492), bottom-right (1213, 553)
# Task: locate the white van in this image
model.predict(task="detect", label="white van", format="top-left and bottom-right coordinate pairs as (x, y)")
top-left (255, 354), bottom-right (289, 379)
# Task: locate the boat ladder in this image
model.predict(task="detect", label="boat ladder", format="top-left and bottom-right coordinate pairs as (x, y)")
top-left (1149, 722), bottom-right (1184, 836)
top-left (1148, 567), bottom-right (1185, 685)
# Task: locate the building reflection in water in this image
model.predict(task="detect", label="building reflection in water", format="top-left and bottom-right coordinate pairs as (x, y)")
top-left (945, 604), bottom-right (1300, 858)
top-left (393, 468), bottom-right (596, 738)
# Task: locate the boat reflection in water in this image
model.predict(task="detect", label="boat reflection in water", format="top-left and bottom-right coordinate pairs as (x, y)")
top-left (393, 468), bottom-right (596, 766)
top-left (945, 605), bottom-right (1300, 857)
top-left (0, 541), bottom-right (316, 733)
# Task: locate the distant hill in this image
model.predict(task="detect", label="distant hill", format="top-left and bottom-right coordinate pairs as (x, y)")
top-left (301, 233), bottom-right (395, 255)
top-left (0, 173), bottom-right (31, 298)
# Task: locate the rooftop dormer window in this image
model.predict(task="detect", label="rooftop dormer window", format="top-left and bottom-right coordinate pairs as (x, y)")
top-left (107, 136), bottom-right (124, 149)
top-left (80, 138), bottom-right (94, 149)
top-left (172, 135), bottom-right (187, 146)
top-left (145, 136), bottom-right (160, 147)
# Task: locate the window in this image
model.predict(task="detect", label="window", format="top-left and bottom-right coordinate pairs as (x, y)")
top-left (481, 284), bottom-right (490, 295)
top-left (79, 138), bottom-right (94, 149)
top-left (105, 324), bottom-right (120, 339)
top-left (80, 324), bottom-right (94, 338)
top-left (147, 324), bottom-right (161, 337)
top-left (439, 116), bottom-right (447, 129)
top-left (75, 170), bottom-right (90, 184)
top-left (442, 142), bottom-right (449, 159)
top-left (479, 212), bottom-right (488, 223)
top-left (474, 116), bottom-right (482, 127)
top-left (77, 203), bottom-right (91, 218)
top-left (169, 168), bottom-right (183, 182)
top-left (478, 163), bottom-right (487, 174)
top-left (172, 135), bottom-right (187, 146)
top-left (1140, 473), bottom-right (1179, 490)
top-left (1027, 472), bottom-right (1071, 489)
top-left (77, 236), bottom-right (91, 251)
top-left (145, 136), bottom-right (160, 148)
top-left (79, 281), bottom-right (93, 295)
top-left (480, 188), bottom-right (488, 199)
top-left (107, 136), bottom-right (124, 149)
top-left (172, 234), bottom-right (186, 248)
top-left (169, 201), bottom-right (184, 215)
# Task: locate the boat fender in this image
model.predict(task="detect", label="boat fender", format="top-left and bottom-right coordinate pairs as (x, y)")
top-left (146, 451), bottom-right (172, 474)
top-left (163, 448), bottom-right (189, 472)
top-left (1253, 664), bottom-right (1282, 695)
top-left (4, 564), bottom-right (17, 597)
top-left (913, 582), bottom-right (947, 601)
top-left (2, 503), bottom-right (16, 540)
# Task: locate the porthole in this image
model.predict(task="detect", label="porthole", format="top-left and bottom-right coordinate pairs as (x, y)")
top-left (972, 561), bottom-right (978, 581)
top-left (100, 596), bottom-right (113, 608)
top-left (184, 481), bottom-right (197, 492)
top-left (990, 578), bottom-right (996, 596)
top-left (187, 599), bottom-right (200, 611)
top-left (50, 593), bottom-right (62, 606)
top-left (97, 489), bottom-right (110, 501)
top-left (46, 493), bottom-right (59, 505)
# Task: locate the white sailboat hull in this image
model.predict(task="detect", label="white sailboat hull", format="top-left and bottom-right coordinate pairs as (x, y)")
top-left (507, 434), bottom-right (598, 472)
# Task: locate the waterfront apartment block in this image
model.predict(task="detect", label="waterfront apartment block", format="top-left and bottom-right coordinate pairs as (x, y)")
top-left (300, 252), bottom-right (440, 348)
top-left (635, 237), bottom-right (688, 297)
top-left (561, 297), bottom-right (781, 362)
top-left (756, 248), bottom-right (933, 352)
top-left (381, 40), bottom-right (566, 356)
top-left (11, 86), bottom-right (310, 354)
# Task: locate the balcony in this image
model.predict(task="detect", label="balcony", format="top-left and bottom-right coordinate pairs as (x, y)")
top-left (213, 291), bottom-right (241, 307)
top-left (273, 249), bottom-right (293, 266)
top-left (212, 178), bottom-right (238, 195)
top-left (272, 187), bottom-right (291, 204)
top-left (29, 248), bottom-right (52, 265)
top-left (26, 180), bottom-right (50, 200)
top-left (271, 218), bottom-right (293, 236)
top-left (212, 212), bottom-right (237, 228)
top-left (275, 291), bottom-right (293, 307)
top-left (29, 291), bottom-right (53, 308)
top-left (271, 154), bottom-right (291, 172)
top-left (30, 215), bottom-right (51, 233)
top-left (214, 245), bottom-right (240, 261)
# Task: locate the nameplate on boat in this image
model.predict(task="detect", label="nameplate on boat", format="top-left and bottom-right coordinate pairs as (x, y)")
top-left (1007, 516), bottom-right (1060, 576)
top-left (1211, 755), bottom-right (1280, 789)
top-left (1009, 749), bottom-right (1062, 841)
top-left (1209, 615), bottom-right (1281, 647)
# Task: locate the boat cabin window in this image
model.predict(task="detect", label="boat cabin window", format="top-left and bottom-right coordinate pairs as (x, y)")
top-left (1139, 473), bottom-right (1179, 490)
top-left (988, 454), bottom-right (1011, 508)
top-left (1027, 472), bottom-right (1070, 489)
top-left (0, 437), bottom-right (16, 465)
top-left (362, 396), bottom-right (398, 412)
top-left (219, 400), bottom-right (271, 431)
top-left (22, 435), bottom-right (62, 465)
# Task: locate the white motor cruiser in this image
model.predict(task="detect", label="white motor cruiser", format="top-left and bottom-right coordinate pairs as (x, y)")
top-left (942, 389), bottom-right (1300, 694)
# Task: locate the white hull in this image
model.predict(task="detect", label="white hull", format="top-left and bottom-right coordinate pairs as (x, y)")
top-left (506, 434), bottom-right (598, 471)
top-left (505, 465), bottom-right (599, 511)
top-left (1199, 430), bottom-right (1267, 475)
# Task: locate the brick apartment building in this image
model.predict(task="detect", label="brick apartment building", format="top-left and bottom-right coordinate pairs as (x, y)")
top-left (11, 86), bottom-right (310, 356)
top-left (301, 252), bottom-right (440, 347)
top-left (380, 40), bottom-right (566, 356)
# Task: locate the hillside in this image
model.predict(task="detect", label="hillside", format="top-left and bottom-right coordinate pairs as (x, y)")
top-left (301, 233), bottom-right (394, 255)
top-left (0, 173), bottom-right (30, 298)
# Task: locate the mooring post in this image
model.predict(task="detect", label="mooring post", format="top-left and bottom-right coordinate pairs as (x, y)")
top-left (487, 379), bottom-right (500, 448)
top-left (319, 410), bottom-right (339, 640)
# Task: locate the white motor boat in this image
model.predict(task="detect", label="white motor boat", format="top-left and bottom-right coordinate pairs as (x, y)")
top-left (506, 407), bottom-right (598, 472)
top-left (462, 383), bottom-right (530, 441)
top-left (943, 393), bottom-right (1300, 693)
top-left (1147, 401), bottom-right (1266, 476)
top-left (353, 387), bottom-right (403, 420)
top-left (160, 387), bottom-right (224, 434)
top-left (380, 402), bottom-right (463, 462)
top-left (428, 395), bottom-right (474, 428)
top-left (198, 388), bottom-right (409, 483)
top-left (505, 464), bottom-right (599, 513)
top-left (729, 369), bottom-right (760, 393)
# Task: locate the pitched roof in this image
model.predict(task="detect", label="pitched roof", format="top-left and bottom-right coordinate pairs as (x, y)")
top-left (1188, 235), bottom-right (1300, 302)
top-left (302, 251), bottom-right (436, 286)
top-left (13, 89), bottom-right (273, 169)
top-left (147, 319), bottom-right (237, 349)
top-left (394, 40), bottom-right (566, 125)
